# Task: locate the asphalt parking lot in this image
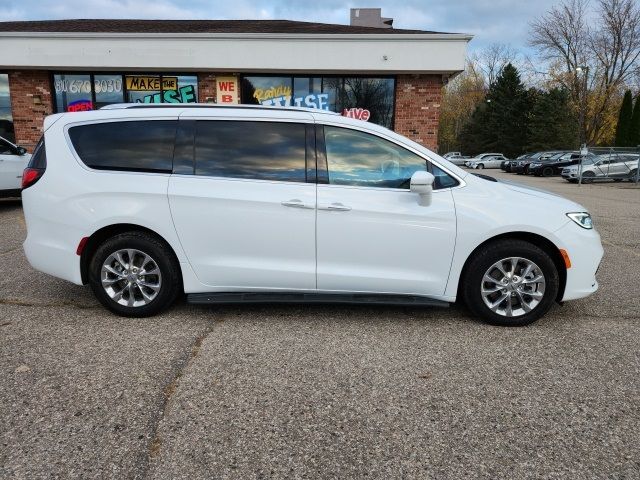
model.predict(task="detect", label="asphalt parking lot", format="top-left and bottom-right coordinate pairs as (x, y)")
top-left (1, 172), bottom-right (639, 479)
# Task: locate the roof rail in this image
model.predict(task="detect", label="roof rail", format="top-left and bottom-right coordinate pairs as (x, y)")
top-left (100, 103), bottom-right (341, 115)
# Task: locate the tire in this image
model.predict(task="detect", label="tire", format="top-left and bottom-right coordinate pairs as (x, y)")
top-left (477, 164), bottom-right (484, 169)
top-left (461, 239), bottom-right (559, 327)
top-left (581, 171), bottom-right (595, 184)
top-left (542, 167), bottom-right (554, 177)
top-left (88, 231), bottom-right (181, 317)
top-left (629, 169), bottom-right (638, 182)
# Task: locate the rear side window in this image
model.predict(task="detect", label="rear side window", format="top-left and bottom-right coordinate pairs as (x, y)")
top-left (69, 120), bottom-right (177, 172)
top-left (195, 121), bottom-right (306, 182)
top-left (28, 137), bottom-right (47, 169)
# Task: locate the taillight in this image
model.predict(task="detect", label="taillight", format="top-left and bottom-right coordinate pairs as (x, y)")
top-left (22, 168), bottom-right (44, 189)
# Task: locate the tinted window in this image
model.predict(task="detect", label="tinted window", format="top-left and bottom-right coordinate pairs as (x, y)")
top-left (69, 121), bottom-right (176, 172)
top-left (432, 165), bottom-right (459, 189)
top-left (195, 121), bottom-right (306, 182)
top-left (323, 126), bottom-right (457, 189)
top-left (324, 127), bottom-right (424, 188)
top-left (28, 137), bottom-right (46, 168)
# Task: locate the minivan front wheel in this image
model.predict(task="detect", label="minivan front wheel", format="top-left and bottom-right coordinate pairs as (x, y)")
top-left (88, 232), bottom-right (181, 317)
top-left (461, 239), bottom-right (559, 326)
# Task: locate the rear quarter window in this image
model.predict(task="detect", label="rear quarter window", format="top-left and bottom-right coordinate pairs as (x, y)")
top-left (28, 137), bottom-right (47, 169)
top-left (68, 120), bottom-right (177, 172)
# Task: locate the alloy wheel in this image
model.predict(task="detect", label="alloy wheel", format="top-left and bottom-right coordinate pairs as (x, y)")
top-left (100, 248), bottom-right (162, 307)
top-left (480, 257), bottom-right (546, 317)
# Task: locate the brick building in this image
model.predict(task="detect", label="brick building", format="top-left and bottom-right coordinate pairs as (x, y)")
top-left (0, 11), bottom-right (471, 151)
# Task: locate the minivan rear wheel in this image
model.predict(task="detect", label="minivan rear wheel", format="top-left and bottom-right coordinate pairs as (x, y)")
top-left (88, 232), bottom-right (181, 317)
top-left (461, 239), bottom-right (559, 326)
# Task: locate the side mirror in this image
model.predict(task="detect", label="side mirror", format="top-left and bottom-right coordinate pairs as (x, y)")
top-left (410, 171), bottom-right (435, 206)
top-left (16, 146), bottom-right (27, 156)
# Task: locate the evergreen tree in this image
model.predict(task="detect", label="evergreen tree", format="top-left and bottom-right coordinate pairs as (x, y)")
top-left (527, 88), bottom-right (578, 151)
top-left (615, 90), bottom-right (634, 147)
top-left (484, 64), bottom-right (530, 157)
top-left (460, 101), bottom-right (490, 155)
top-left (459, 63), bottom-right (530, 157)
top-left (630, 95), bottom-right (640, 147)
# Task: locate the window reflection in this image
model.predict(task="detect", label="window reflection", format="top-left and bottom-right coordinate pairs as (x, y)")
top-left (324, 126), bottom-right (427, 188)
top-left (195, 121), bottom-right (306, 182)
top-left (53, 74), bottom-right (93, 112)
top-left (240, 76), bottom-right (395, 128)
top-left (94, 74), bottom-right (124, 109)
top-left (69, 121), bottom-right (176, 172)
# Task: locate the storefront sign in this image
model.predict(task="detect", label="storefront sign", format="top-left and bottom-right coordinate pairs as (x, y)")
top-left (216, 76), bottom-right (238, 104)
top-left (137, 85), bottom-right (197, 104)
top-left (253, 84), bottom-right (329, 110)
top-left (125, 76), bottom-right (178, 91)
top-left (67, 100), bottom-right (93, 112)
top-left (54, 78), bottom-right (92, 94)
top-left (342, 108), bottom-right (371, 121)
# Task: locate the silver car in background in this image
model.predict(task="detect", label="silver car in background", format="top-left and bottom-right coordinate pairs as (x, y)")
top-left (562, 153), bottom-right (639, 183)
top-left (467, 154), bottom-right (509, 169)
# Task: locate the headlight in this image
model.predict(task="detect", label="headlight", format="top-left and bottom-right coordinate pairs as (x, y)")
top-left (567, 212), bottom-right (593, 229)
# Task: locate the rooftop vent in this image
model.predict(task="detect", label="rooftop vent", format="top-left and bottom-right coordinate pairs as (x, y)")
top-left (350, 8), bottom-right (393, 29)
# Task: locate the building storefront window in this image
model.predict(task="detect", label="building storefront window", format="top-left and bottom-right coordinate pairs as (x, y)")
top-left (0, 73), bottom-right (14, 142)
top-left (53, 73), bottom-right (198, 112)
top-left (241, 75), bottom-right (395, 128)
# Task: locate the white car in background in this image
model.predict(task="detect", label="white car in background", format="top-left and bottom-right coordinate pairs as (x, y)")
top-left (21, 104), bottom-right (603, 327)
top-left (0, 136), bottom-right (31, 197)
top-left (467, 155), bottom-right (509, 170)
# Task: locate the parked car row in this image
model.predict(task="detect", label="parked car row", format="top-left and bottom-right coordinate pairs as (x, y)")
top-left (498, 150), bottom-right (639, 183)
top-left (449, 148), bottom-right (639, 183)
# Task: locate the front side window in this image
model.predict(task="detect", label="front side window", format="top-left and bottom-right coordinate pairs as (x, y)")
top-left (69, 120), bottom-right (177, 172)
top-left (323, 126), bottom-right (425, 189)
top-left (323, 126), bottom-right (458, 190)
top-left (195, 121), bottom-right (306, 183)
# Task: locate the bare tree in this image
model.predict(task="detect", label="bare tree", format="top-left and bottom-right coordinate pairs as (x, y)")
top-left (475, 43), bottom-right (520, 87)
top-left (530, 0), bottom-right (640, 144)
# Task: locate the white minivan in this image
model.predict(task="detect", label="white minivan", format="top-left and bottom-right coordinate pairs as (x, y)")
top-left (21, 105), bottom-right (603, 326)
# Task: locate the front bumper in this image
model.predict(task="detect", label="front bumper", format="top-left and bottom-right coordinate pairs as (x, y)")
top-left (554, 221), bottom-right (603, 301)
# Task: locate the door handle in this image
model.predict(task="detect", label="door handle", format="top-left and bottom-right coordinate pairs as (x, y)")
top-left (318, 202), bottom-right (351, 211)
top-left (281, 199), bottom-right (314, 209)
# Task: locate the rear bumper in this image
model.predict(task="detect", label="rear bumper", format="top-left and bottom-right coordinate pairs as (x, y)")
top-left (554, 221), bottom-right (604, 301)
top-left (23, 233), bottom-right (83, 285)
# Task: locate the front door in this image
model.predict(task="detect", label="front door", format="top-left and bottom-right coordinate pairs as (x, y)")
top-left (316, 125), bottom-right (457, 296)
top-left (169, 119), bottom-right (316, 291)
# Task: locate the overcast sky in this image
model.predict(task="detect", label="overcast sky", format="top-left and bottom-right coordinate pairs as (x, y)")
top-left (1, 0), bottom-right (561, 54)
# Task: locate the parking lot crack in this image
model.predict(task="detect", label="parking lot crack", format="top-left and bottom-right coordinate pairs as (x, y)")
top-left (139, 314), bottom-right (221, 479)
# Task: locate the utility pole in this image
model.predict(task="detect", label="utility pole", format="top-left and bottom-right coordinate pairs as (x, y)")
top-left (576, 66), bottom-right (589, 186)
